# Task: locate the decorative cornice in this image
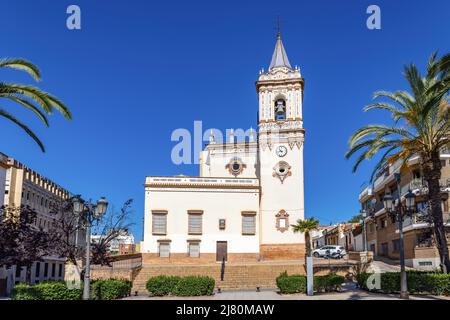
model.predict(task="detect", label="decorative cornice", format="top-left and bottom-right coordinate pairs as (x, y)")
top-left (256, 77), bottom-right (304, 92)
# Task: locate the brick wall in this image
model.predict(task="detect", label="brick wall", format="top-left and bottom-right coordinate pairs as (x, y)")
top-left (259, 244), bottom-right (305, 260)
top-left (91, 268), bottom-right (136, 281)
top-left (142, 253), bottom-right (259, 265)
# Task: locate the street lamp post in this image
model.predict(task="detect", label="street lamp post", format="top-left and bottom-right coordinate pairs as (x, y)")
top-left (359, 209), bottom-right (368, 252)
top-left (383, 173), bottom-right (416, 300)
top-left (72, 196), bottom-right (109, 301)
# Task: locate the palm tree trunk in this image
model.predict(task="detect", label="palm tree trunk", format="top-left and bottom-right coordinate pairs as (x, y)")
top-left (423, 152), bottom-right (450, 273)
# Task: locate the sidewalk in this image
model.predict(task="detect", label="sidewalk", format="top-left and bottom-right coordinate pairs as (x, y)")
top-left (123, 283), bottom-right (449, 301)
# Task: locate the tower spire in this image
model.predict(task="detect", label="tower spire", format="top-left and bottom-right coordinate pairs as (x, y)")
top-left (269, 32), bottom-right (292, 70)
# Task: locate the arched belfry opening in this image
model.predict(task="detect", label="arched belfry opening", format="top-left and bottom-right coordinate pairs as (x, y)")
top-left (274, 98), bottom-right (286, 120)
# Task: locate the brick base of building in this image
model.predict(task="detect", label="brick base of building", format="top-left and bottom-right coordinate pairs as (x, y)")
top-left (142, 253), bottom-right (259, 265)
top-left (259, 243), bottom-right (306, 260)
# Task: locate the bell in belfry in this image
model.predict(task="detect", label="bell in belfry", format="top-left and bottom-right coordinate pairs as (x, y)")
top-left (275, 99), bottom-right (286, 119)
top-left (275, 100), bottom-right (284, 113)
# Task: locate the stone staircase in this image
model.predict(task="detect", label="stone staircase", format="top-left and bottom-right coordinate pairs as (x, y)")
top-left (131, 261), bottom-right (308, 294)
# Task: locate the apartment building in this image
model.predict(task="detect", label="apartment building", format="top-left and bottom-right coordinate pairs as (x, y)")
top-left (1, 156), bottom-right (82, 294)
top-left (321, 223), bottom-right (360, 251)
top-left (91, 232), bottom-right (135, 255)
top-left (311, 226), bottom-right (333, 249)
top-left (0, 153), bottom-right (9, 208)
top-left (359, 152), bottom-right (450, 270)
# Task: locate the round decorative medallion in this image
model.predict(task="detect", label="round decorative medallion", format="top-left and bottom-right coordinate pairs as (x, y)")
top-left (272, 161), bottom-right (292, 183)
top-left (226, 157), bottom-right (246, 177)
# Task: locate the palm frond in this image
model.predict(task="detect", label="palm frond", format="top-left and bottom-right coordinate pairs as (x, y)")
top-left (0, 109), bottom-right (45, 152)
top-left (0, 59), bottom-right (41, 81)
top-left (1, 94), bottom-right (49, 126)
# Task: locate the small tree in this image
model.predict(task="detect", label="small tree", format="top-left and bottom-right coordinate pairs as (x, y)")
top-left (90, 199), bottom-right (134, 265)
top-left (291, 218), bottom-right (320, 264)
top-left (348, 214), bottom-right (362, 223)
top-left (0, 205), bottom-right (60, 283)
top-left (50, 198), bottom-right (134, 273)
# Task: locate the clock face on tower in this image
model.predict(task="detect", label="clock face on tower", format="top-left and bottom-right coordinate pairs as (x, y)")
top-left (276, 145), bottom-right (287, 157)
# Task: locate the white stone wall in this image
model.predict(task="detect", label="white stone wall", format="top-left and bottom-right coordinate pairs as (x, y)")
top-left (143, 185), bottom-right (260, 254)
top-left (258, 142), bottom-right (305, 244)
top-left (200, 144), bottom-right (258, 178)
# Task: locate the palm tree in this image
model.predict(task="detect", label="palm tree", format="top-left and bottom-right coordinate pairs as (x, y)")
top-left (291, 218), bottom-right (320, 263)
top-left (346, 52), bottom-right (450, 273)
top-left (0, 58), bottom-right (71, 152)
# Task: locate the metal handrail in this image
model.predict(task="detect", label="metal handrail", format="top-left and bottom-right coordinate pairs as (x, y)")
top-left (220, 257), bottom-right (225, 281)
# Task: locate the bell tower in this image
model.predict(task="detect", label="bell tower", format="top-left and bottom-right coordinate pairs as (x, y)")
top-left (257, 33), bottom-right (306, 260)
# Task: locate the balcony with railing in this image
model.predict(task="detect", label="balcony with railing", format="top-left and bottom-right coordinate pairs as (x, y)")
top-left (402, 178), bottom-right (450, 195)
top-left (359, 186), bottom-right (373, 201)
top-left (402, 212), bottom-right (429, 228)
top-left (373, 160), bottom-right (403, 191)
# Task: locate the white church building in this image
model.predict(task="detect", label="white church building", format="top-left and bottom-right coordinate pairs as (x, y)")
top-left (143, 33), bottom-right (306, 264)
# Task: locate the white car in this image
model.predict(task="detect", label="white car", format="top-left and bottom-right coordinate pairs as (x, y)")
top-left (312, 245), bottom-right (346, 258)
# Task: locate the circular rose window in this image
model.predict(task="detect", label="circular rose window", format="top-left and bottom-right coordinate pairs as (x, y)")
top-left (226, 157), bottom-right (246, 177)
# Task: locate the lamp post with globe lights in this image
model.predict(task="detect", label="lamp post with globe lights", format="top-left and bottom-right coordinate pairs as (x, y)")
top-left (72, 195), bottom-right (109, 300)
top-left (382, 173), bottom-right (416, 300)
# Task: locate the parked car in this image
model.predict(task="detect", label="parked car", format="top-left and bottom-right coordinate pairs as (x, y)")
top-left (312, 245), bottom-right (346, 258)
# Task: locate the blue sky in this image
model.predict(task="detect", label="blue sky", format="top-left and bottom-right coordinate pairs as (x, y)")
top-left (1, 0), bottom-right (449, 240)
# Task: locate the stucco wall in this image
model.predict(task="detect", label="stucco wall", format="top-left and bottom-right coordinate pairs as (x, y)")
top-left (143, 187), bottom-right (260, 255)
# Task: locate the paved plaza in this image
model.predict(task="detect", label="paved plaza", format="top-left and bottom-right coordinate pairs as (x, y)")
top-left (124, 283), bottom-right (449, 301)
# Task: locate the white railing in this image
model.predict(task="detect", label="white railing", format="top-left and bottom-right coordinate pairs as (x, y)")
top-left (147, 176), bottom-right (259, 186)
top-left (359, 186), bottom-right (373, 200)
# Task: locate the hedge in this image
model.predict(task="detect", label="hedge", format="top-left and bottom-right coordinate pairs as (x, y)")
top-left (146, 275), bottom-right (215, 297)
top-left (12, 279), bottom-right (131, 300)
top-left (90, 279), bottom-right (132, 300)
top-left (314, 273), bottom-right (345, 292)
top-left (173, 276), bottom-right (215, 296)
top-left (276, 272), bottom-right (306, 294)
top-left (357, 271), bottom-right (450, 296)
top-left (12, 281), bottom-right (82, 300)
top-left (276, 272), bottom-right (345, 294)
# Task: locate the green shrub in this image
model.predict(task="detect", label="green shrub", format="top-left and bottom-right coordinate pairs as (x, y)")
top-left (12, 281), bottom-right (82, 300)
top-left (146, 275), bottom-right (215, 296)
top-left (356, 272), bottom-right (371, 290)
top-left (276, 272), bottom-right (307, 294)
top-left (276, 272), bottom-right (344, 294)
top-left (11, 283), bottom-right (40, 300)
top-left (146, 275), bottom-right (181, 296)
top-left (356, 271), bottom-right (450, 295)
top-left (314, 273), bottom-right (345, 292)
top-left (173, 276), bottom-right (215, 296)
top-left (90, 279), bottom-right (132, 300)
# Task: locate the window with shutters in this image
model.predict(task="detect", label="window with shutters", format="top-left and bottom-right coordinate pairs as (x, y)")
top-left (242, 212), bottom-right (256, 235)
top-left (152, 211), bottom-right (167, 235)
top-left (188, 211), bottom-right (203, 235)
top-left (188, 242), bottom-right (200, 257)
top-left (158, 242), bottom-right (170, 257)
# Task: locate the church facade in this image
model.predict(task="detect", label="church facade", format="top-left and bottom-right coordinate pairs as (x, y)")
top-left (143, 33), bottom-right (306, 264)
